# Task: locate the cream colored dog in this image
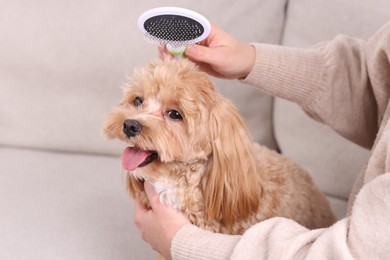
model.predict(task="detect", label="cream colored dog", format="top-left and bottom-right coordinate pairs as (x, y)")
top-left (103, 59), bottom-right (335, 235)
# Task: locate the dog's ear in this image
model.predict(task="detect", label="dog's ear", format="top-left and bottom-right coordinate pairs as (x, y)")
top-left (202, 96), bottom-right (260, 227)
top-left (101, 107), bottom-right (128, 140)
top-left (127, 175), bottom-right (144, 198)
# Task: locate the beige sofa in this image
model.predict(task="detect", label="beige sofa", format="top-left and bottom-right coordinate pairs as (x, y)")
top-left (1, 0), bottom-right (389, 259)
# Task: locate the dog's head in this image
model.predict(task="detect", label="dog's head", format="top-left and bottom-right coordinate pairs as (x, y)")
top-left (103, 59), bottom-right (259, 226)
top-left (103, 59), bottom-right (216, 170)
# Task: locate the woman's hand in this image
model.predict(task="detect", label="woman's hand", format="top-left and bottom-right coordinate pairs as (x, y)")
top-left (159, 23), bottom-right (256, 79)
top-left (134, 181), bottom-right (190, 260)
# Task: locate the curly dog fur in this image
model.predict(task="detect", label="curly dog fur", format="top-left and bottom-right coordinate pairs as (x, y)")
top-left (102, 59), bottom-right (335, 236)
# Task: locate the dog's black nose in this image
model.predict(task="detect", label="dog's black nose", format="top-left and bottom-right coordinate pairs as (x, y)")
top-left (123, 119), bottom-right (142, 138)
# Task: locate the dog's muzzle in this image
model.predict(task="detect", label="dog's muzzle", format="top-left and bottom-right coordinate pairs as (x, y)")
top-left (123, 119), bottom-right (142, 138)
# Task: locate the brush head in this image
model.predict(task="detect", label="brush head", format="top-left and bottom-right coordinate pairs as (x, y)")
top-left (138, 7), bottom-right (210, 57)
top-left (143, 14), bottom-right (205, 42)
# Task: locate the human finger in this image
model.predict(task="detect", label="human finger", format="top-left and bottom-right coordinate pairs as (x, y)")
top-left (134, 192), bottom-right (148, 229)
top-left (185, 44), bottom-right (225, 66)
top-left (158, 45), bottom-right (174, 61)
top-left (144, 181), bottom-right (161, 207)
top-left (196, 22), bottom-right (223, 46)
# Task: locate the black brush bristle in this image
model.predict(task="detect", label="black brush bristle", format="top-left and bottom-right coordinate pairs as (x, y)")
top-left (144, 15), bottom-right (204, 42)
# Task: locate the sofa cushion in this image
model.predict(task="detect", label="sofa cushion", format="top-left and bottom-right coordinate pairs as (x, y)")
top-left (275, 0), bottom-right (390, 201)
top-left (0, 0), bottom-right (287, 155)
top-left (0, 146), bottom-right (155, 259)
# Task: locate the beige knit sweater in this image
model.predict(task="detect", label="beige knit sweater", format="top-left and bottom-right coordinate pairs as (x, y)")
top-left (171, 21), bottom-right (390, 259)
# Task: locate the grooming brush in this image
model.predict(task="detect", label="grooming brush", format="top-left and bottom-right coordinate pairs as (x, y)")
top-left (138, 7), bottom-right (211, 58)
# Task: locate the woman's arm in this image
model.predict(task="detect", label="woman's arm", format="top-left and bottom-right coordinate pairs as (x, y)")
top-left (243, 22), bottom-right (390, 148)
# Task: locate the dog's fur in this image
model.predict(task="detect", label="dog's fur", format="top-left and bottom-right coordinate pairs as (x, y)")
top-left (103, 59), bottom-right (335, 235)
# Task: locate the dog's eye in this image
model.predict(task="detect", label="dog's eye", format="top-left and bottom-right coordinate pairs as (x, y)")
top-left (167, 110), bottom-right (183, 120)
top-left (133, 97), bottom-right (143, 107)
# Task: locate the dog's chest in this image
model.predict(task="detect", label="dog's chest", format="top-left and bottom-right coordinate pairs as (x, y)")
top-left (138, 162), bottom-right (207, 215)
top-left (150, 180), bottom-right (182, 209)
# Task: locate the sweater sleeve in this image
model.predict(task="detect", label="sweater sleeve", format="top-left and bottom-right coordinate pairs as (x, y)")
top-left (242, 21), bottom-right (390, 149)
top-left (171, 173), bottom-right (390, 259)
top-left (171, 224), bottom-right (240, 260)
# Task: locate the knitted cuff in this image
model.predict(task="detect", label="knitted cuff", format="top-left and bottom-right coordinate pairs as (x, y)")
top-left (171, 224), bottom-right (240, 260)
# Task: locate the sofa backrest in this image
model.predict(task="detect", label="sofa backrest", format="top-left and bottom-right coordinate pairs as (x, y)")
top-left (275, 0), bottom-right (390, 201)
top-left (0, 0), bottom-right (287, 155)
top-left (2, 1), bottom-right (389, 207)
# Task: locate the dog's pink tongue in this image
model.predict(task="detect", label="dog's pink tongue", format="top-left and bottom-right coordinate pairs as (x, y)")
top-left (121, 147), bottom-right (152, 171)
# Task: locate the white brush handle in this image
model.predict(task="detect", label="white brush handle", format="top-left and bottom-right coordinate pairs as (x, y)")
top-left (166, 43), bottom-right (186, 59)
